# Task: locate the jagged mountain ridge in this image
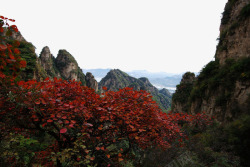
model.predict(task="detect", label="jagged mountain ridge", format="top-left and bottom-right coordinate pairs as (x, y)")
top-left (39, 46), bottom-right (98, 91)
top-left (99, 69), bottom-right (172, 112)
top-left (6, 31), bottom-right (98, 91)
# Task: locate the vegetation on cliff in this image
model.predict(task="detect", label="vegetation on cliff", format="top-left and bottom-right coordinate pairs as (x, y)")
top-left (190, 57), bottom-right (250, 111)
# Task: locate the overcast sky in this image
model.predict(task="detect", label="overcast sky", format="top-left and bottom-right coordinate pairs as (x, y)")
top-left (1, 0), bottom-right (227, 73)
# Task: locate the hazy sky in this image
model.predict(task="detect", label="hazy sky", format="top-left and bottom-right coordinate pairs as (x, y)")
top-left (1, 0), bottom-right (227, 73)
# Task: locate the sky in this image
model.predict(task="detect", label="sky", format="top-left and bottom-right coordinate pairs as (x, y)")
top-left (1, 0), bottom-right (228, 73)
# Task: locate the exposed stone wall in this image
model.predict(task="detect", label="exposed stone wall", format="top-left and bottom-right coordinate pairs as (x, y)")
top-left (216, 0), bottom-right (250, 64)
top-left (86, 72), bottom-right (98, 92)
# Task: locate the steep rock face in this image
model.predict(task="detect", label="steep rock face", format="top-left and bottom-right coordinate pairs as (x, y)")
top-left (216, 0), bottom-right (250, 64)
top-left (39, 46), bottom-right (61, 78)
top-left (172, 0), bottom-right (250, 122)
top-left (190, 80), bottom-right (250, 122)
top-left (55, 50), bottom-right (79, 81)
top-left (99, 69), bottom-right (171, 112)
top-left (86, 72), bottom-right (98, 91)
top-left (172, 72), bottom-right (196, 113)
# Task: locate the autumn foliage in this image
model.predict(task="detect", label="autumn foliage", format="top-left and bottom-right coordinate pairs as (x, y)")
top-left (0, 16), bottom-right (211, 166)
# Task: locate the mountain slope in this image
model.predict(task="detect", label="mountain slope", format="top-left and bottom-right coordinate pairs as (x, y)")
top-left (99, 69), bottom-right (172, 112)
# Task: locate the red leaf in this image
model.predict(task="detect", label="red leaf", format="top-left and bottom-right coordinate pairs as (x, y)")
top-left (9, 53), bottom-right (15, 60)
top-left (40, 98), bottom-right (46, 104)
top-left (47, 119), bottom-right (53, 123)
top-left (19, 60), bottom-right (26, 68)
top-left (10, 25), bottom-right (18, 32)
top-left (60, 128), bottom-right (67, 133)
top-left (34, 100), bottom-right (40, 105)
top-left (13, 41), bottom-right (20, 47)
top-left (0, 44), bottom-right (7, 51)
top-left (14, 48), bottom-right (20, 55)
top-left (102, 86), bottom-right (107, 90)
top-left (8, 19), bottom-right (15, 22)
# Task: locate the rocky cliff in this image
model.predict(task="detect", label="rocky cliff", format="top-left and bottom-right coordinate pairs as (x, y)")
top-left (99, 69), bottom-right (172, 112)
top-left (172, 0), bottom-right (250, 122)
top-left (216, 0), bottom-right (250, 64)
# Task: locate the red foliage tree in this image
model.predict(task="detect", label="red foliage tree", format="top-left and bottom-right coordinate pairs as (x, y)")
top-left (0, 16), bottom-right (211, 166)
top-left (0, 16), bottom-right (26, 79)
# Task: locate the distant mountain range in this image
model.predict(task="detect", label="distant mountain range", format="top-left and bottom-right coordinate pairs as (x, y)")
top-left (83, 68), bottom-right (197, 93)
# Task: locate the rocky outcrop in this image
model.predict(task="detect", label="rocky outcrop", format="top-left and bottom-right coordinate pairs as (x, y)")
top-left (55, 50), bottom-right (79, 81)
top-left (172, 72), bottom-right (196, 113)
top-left (180, 72), bottom-right (196, 84)
top-left (3, 28), bottom-right (26, 42)
top-left (86, 72), bottom-right (98, 92)
top-left (99, 69), bottom-right (172, 112)
top-left (39, 46), bottom-right (61, 78)
top-left (10, 31), bottom-right (26, 42)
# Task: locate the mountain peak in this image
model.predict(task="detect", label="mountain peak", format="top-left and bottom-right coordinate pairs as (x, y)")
top-left (99, 69), bottom-right (172, 111)
top-left (39, 46), bottom-right (60, 78)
